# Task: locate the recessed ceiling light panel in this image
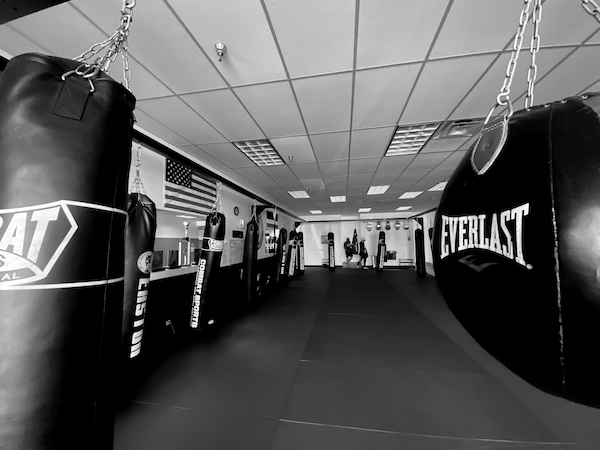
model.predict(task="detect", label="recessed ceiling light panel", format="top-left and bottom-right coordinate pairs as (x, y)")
top-left (367, 185), bottom-right (390, 195)
top-left (386, 122), bottom-right (442, 156)
top-left (358, 208), bottom-right (372, 212)
top-left (233, 140), bottom-right (284, 166)
top-left (399, 191), bottom-right (422, 199)
top-left (428, 181), bottom-right (448, 191)
top-left (330, 196), bottom-right (346, 203)
top-left (288, 190), bottom-right (310, 198)
top-left (310, 210), bottom-right (322, 214)
top-left (396, 206), bottom-right (413, 211)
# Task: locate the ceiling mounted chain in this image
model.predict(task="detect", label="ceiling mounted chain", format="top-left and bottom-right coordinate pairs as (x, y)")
top-left (525, 0), bottom-right (542, 109)
top-left (581, 0), bottom-right (600, 22)
top-left (130, 142), bottom-right (146, 194)
top-left (73, 0), bottom-right (136, 92)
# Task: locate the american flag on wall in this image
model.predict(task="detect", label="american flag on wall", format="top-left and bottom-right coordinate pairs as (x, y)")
top-left (164, 159), bottom-right (217, 215)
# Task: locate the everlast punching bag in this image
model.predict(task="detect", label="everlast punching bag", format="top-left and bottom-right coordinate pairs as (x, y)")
top-left (243, 217), bottom-right (259, 307)
top-left (286, 230), bottom-right (297, 278)
top-left (297, 231), bottom-right (305, 275)
top-left (376, 231), bottom-right (386, 272)
top-left (0, 54), bottom-right (135, 448)
top-left (328, 232), bottom-right (335, 271)
top-left (432, 92), bottom-right (600, 407)
top-left (277, 228), bottom-right (288, 281)
top-left (190, 212), bottom-right (225, 332)
top-left (122, 193), bottom-right (156, 361)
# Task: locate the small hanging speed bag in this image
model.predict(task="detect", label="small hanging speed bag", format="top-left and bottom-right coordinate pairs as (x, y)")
top-left (122, 193), bottom-right (157, 361)
top-left (432, 92), bottom-right (600, 407)
top-left (0, 53), bottom-right (135, 448)
top-left (190, 212), bottom-right (225, 331)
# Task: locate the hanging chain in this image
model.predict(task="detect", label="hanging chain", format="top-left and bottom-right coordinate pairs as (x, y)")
top-left (73, 0), bottom-right (136, 91)
top-left (211, 181), bottom-right (223, 214)
top-left (130, 142), bottom-right (146, 194)
top-left (252, 200), bottom-right (258, 221)
top-left (582, 0), bottom-right (600, 23)
top-left (525, 0), bottom-right (542, 108)
top-left (486, 0), bottom-right (534, 123)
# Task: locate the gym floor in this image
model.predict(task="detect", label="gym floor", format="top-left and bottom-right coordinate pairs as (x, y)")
top-left (114, 268), bottom-right (600, 449)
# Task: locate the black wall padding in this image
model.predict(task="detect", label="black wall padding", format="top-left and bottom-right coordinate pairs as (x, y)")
top-left (0, 53), bottom-right (135, 449)
top-left (432, 92), bottom-right (600, 408)
top-left (122, 193), bottom-right (156, 361)
top-left (190, 212), bottom-right (225, 332)
top-left (277, 228), bottom-right (288, 281)
top-left (243, 217), bottom-right (259, 306)
top-left (328, 231), bottom-right (335, 271)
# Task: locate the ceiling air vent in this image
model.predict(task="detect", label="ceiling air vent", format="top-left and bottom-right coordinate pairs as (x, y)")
top-left (385, 122), bottom-right (442, 156)
top-left (433, 118), bottom-right (484, 139)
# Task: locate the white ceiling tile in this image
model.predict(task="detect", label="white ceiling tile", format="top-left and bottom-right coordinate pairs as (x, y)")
top-left (411, 170), bottom-right (455, 191)
top-left (289, 163), bottom-right (322, 179)
top-left (311, 132), bottom-right (350, 162)
top-left (353, 64), bottom-right (422, 128)
top-left (350, 127), bottom-right (395, 158)
top-left (401, 54), bottom-right (497, 124)
top-left (0, 26), bottom-right (49, 56)
top-left (198, 142), bottom-right (256, 169)
top-left (137, 97), bottom-right (225, 144)
top-left (347, 186), bottom-right (369, 195)
top-left (421, 137), bottom-right (470, 153)
top-left (533, 1), bottom-right (600, 46)
top-left (271, 135), bottom-right (315, 164)
top-left (167, 0), bottom-right (287, 86)
top-left (372, 173), bottom-right (399, 185)
top-left (234, 167), bottom-right (272, 182)
top-left (177, 145), bottom-right (228, 169)
top-left (182, 90), bottom-right (264, 141)
top-left (277, 179), bottom-right (305, 191)
top-left (319, 161), bottom-right (349, 178)
top-left (376, 155), bottom-right (416, 174)
top-left (435, 150), bottom-right (468, 171)
top-left (253, 180), bottom-right (286, 191)
top-left (261, 165), bottom-right (297, 181)
top-left (349, 157), bottom-right (381, 175)
top-left (406, 152), bottom-right (450, 172)
top-left (430, 0), bottom-right (525, 58)
top-left (324, 177), bottom-right (348, 189)
top-left (357, 0), bottom-right (449, 68)
top-left (73, 0), bottom-right (226, 94)
top-left (348, 175), bottom-right (374, 187)
top-left (451, 47), bottom-right (573, 119)
top-left (265, 0), bottom-right (355, 77)
top-left (396, 171), bottom-right (427, 184)
top-left (301, 179), bottom-right (326, 190)
top-left (292, 73), bottom-right (353, 134)
top-left (134, 110), bottom-right (190, 147)
top-left (234, 81), bottom-right (305, 137)
top-left (387, 183), bottom-right (415, 194)
top-left (529, 46), bottom-right (600, 106)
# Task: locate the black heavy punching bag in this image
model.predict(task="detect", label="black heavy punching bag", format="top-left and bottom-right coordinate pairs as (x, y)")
top-left (0, 54), bottom-right (135, 448)
top-left (190, 212), bottom-right (225, 332)
top-left (376, 231), bottom-right (386, 272)
top-left (432, 92), bottom-right (600, 407)
top-left (277, 228), bottom-right (288, 281)
top-left (122, 193), bottom-right (156, 361)
top-left (243, 217), bottom-right (259, 307)
top-left (297, 231), bottom-right (305, 275)
top-left (328, 231), bottom-right (335, 271)
top-left (415, 228), bottom-right (426, 278)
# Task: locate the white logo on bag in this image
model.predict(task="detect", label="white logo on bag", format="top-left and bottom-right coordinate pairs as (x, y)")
top-left (205, 237), bottom-right (224, 251)
top-left (137, 251), bottom-right (153, 274)
top-left (0, 202), bottom-right (77, 286)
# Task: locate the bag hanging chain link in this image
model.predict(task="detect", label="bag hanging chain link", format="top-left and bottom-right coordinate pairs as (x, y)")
top-left (525, 0), bottom-right (542, 109)
top-left (486, 0), bottom-right (535, 123)
top-left (130, 142), bottom-right (146, 195)
top-left (211, 181), bottom-right (224, 214)
top-left (582, 0), bottom-right (600, 23)
top-left (73, 0), bottom-right (135, 91)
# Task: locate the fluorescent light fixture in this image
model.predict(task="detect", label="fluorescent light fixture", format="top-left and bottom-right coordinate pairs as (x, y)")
top-left (233, 139), bottom-right (284, 166)
top-left (396, 206), bottom-right (413, 211)
top-left (367, 185), bottom-right (390, 195)
top-left (428, 181), bottom-right (448, 191)
top-left (358, 208), bottom-right (372, 212)
top-left (310, 210), bottom-right (323, 214)
top-left (330, 196), bottom-right (346, 203)
top-left (386, 122), bottom-right (442, 156)
top-left (399, 191), bottom-right (423, 199)
top-left (176, 215), bottom-right (196, 219)
top-left (288, 190), bottom-right (310, 199)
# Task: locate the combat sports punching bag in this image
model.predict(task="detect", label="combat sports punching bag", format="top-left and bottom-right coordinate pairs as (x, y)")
top-left (0, 54), bottom-right (135, 448)
top-left (277, 228), bottom-right (288, 281)
top-left (243, 217), bottom-right (259, 306)
top-left (415, 229), bottom-right (426, 278)
top-left (376, 231), bottom-right (386, 272)
top-left (432, 92), bottom-right (600, 407)
top-left (122, 193), bottom-right (156, 361)
top-left (286, 230), bottom-right (297, 278)
top-left (190, 212), bottom-right (225, 332)
top-left (328, 232), bottom-right (335, 271)
top-left (297, 231), bottom-right (305, 275)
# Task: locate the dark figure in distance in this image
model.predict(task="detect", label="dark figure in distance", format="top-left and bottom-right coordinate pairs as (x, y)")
top-left (358, 237), bottom-right (368, 269)
top-left (344, 237), bottom-right (353, 262)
